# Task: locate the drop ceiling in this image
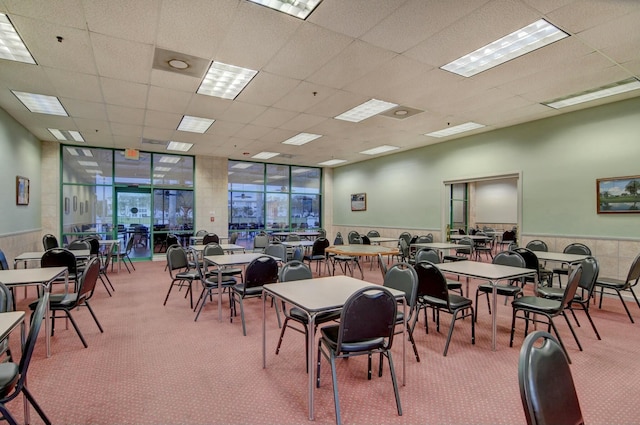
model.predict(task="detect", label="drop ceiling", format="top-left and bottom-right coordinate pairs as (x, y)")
top-left (0, 0), bottom-right (638, 167)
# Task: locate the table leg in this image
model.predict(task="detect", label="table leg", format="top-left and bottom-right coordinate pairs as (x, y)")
top-left (262, 292), bottom-right (267, 368)
top-left (491, 279), bottom-right (497, 352)
top-left (217, 268), bottom-right (223, 322)
top-left (402, 298), bottom-right (406, 386)
top-left (308, 312), bottom-right (316, 420)
top-left (21, 320), bottom-right (30, 425)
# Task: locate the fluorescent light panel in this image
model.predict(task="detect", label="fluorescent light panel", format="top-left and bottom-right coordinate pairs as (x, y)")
top-left (177, 115), bottom-right (215, 133)
top-left (166, 141), bottom-right (193, 152)
top-left (231, 163), bottom-right (253, 169)
top-left (318, 159), bottom-right (347, 166)
top-left (77, 161), bottom-right (98, 167)
top-left (441, 19), bottom-right (568, 77)
top-left (12, 91), bottom-right (67, 116)
top-left (0, 13), bottom-right (36, 64)
top-left (360, 145), bottom-right (399, 155)
top-left (335, 99), bottom-right (398, 123)
top-left (425, 122), bottom-right (486, 138)
top-left (153, 174), bottom-right (165, 178)
top-left (543, 78), bottom-right (640, 109)
top-left (252, 151), bottom-right (280, 160)
top-left (158, 156), bottom-right (181, 164)
top-left (282, 132), bottom-right (322, 146)
top-left (48, 128), bottom-right (84, 142)
top-left (247, 0), bottom-right (322, 19)
top-left (155, 166), bottom-right (171, 172)
top-left (85, 169), bottom-right (102, 174)
top-left (197, 61), bottom-right (257, 100)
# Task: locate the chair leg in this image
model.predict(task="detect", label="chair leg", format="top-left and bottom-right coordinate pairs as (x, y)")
top-left (22, 387), bottom-right (52, 425)
top-left (163, 280), bottom-right (177, 305)
top-left (329, 353), bottom-right (342, 425)
top-left (98, 275), bottom-right (112, 297)
top-left (580, 304), bottom-right (601, 340)
top-left (548, 317), bottom-right (572, 364)
top-left (193, 289), bottom-right (209, 322)
top-left (275, 317), bottom-right (290, 355)
top-left (386, 351), bottom-right (403, 416)
top-left (615, 289), bottom-right (635, 323)
top-left (561, 311), bottom-right (583, 351)
top-left (64, 310), bottom-right (88, 348)
top-left (442, 312), bottom-right (458, 356)
top-left (84, 301), bottom-right (104, 333)
top-left (0, 404), bottom-right (19, 425)
top-left (406, 326), bottom-right (420, 362)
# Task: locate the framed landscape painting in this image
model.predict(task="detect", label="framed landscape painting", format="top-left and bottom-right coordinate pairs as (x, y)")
top-left (597, 175), bottom-right (640, 213)
top-left (351, 193), bottom-right (366, 211)
top-left (16, 176), bottom-right (29, 205)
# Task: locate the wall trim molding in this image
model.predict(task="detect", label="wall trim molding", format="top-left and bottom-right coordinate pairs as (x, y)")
top-left (0, 228), bottom-right (42, 238)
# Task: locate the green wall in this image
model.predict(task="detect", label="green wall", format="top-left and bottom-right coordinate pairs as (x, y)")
top-left (332, 97), bottom-right (640, 238)
top-left (0, 107), bottom-right (41, 235)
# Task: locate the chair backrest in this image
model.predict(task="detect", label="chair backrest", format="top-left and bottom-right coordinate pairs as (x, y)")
top-left (18, 291), bottom-right (49, 387)
top-left (377, 253), bottom-right (388, 279)
top-left (576, 257), bottom-right (599, 296)
top-left (124, 235), bottom-right (135, 254)
top-left (42, 233), bottom-right (59, 250)
top-left (398, 232), bottom-right (411, 246)
top-left (493, 250), bottom-right (526, 268)
top-left (367, 230), bottom-right (380, 238)
top-left (457, 236), bottom-right (474, 254)
top-left (292, 246), bottom-right (304, 262)
top-left (518, 330), bottom-right (584, 425)
top-left (361, 235), bottom-right (371, 245)
top-left (414, 261), bottom-right (451, 310)
top-left (383, 263), bottom-right (418, 310)
top-left (78, 257), bottom-right (101, 300)
top-left (202, 233), bottom-right (220, 245)
top-left (623, 252), bottom-right (640, 288)
top-left (167, 245), bottom-right (189, 272)
top-left (316, 228), bottom-right (327, 239)
top-left (458, 228), bottom-right (466, 235)
top-left (68, 239), bottom-right (90, 251)
top-left (244, 256), bottom-right (279, 288)
top-left (83, 237), bottom-right (100, 256)
top-left (336, 286), bottom-right (397, 353)
top-left (41, 248), bottom-right (77, 275)
top-left (279, 260), bottom-right (313, 282)
top-left (334, 232), bottom-right (344, 246)
top-left (264, 243), bottom-right (287, 262)
top-left (415, 235), bottom-right (433, 244)
top-left (203, 242), bottom-right (224, 256)
top-left (166, 234), bottom-right (180, 248)
top-left (414, 248), bottom-right (440, 264)
top-left (311, 237), bottom-right (330, 256)
top-left (348, 231), bottom-right (361, 244)
top-left (0, 249), bottom-right (9, 270)
top-left (563, 243), bottom-right (591, 256)
top-left (502, 230), bottom-right (516, 242)
top-left (285, 233), bottom-right (299, 242)
top-left (0, 282), bottom-right (13, 314)
top-left (253, 234), bottom-right (269, 250)
top-left (229, 232), bottom-right (239, 244)
top-left (526, 240), bottom-right (548, 252)
top-left (195, 229), bottom-right (208, 236)
top-left (512, 248), bottom-right (541, 279)
top-left (398, 238), bottom-right (409, 261)
top-left (560, 266), bottom-right (583, 310)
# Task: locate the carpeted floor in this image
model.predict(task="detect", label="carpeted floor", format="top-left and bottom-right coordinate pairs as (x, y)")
top-left (6, 255), bottom-right (640, 425)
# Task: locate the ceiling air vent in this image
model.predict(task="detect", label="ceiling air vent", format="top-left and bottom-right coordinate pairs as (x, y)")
top-left (141, 138), bottom-right (166, 146)
top-left (152, 48), bottom-right (210, 78)
top-left (380, 106), bottom-right (424, 119)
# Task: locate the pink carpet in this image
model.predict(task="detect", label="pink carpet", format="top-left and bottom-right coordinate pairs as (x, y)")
top-left (6, 256), bottom-right (640, 424)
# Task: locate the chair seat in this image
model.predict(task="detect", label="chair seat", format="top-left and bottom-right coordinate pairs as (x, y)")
top-left (596, 277), bottom-right (626, 289)
top-left (422, 294), bottom-right (472, 310)
top-left (289, 307), bottom-right (340, 324)
top-left (334, 255), bottom-right (356, 261)
top-left (442, 255), bottom-right (466, 262)
top-left (446, 280), bottom-right (462, 289)
top-left (304, 255), bottom-right (326, 261)
top-left (206, 267), bottom-right (242, 277)
top-left (512, 296), bottom-right (561, 313)
top-left (0, 362), bottom-right (19, 396)
top-left (202, 276), bottom-right (237, 288)
top-left (552, 267), bottom-right (569, 275)
top-left (320, 325), bottom-right (385, 352)
top-left (233, 284), bottom-right (263, 297)
top-left (28, 293), bottom-right (77, 310)
top-left (477, 283), bottom-right (522, 296)
top-left (176, 270), bottom-right (199, 280)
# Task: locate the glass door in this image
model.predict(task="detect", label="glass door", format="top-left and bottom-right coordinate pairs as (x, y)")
top-left (116, 188), bottom-right (152, 260)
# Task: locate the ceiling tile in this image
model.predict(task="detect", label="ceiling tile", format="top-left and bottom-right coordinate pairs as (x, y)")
top-left (100, 78), bottom-right (149, 109)
top-left (236, 71), bottom-right (300, 107)
top-left (146, 86), bottom-right (193, 114)
top-left (308, 0), bottom-right (403, 39)
top-left (106, 105), bottom-right (146, 125)
top-left (82, 0), bottom-right (161, 44)
top-left (91, 33), bottom-right (154, 83)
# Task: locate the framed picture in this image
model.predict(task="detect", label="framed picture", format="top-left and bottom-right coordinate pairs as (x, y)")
top-left (64, 197), bottom-right (70, 215)
top-left (16, 176), bottom-right (29, 205)
top-left (351, 193), bottom-right (366, 211)
top-left (85, 200), bottom-right (89, 215)
top-left (80, 202), bottom-right (84, 215)
top-left (597, 175), bottom-right (640, 213)
top-left (73, 196), bottom-right (78, 212)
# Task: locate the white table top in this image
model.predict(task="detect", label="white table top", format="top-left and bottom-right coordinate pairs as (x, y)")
top-left (534, 251), bottom-right (591, 264)
top-left (0, 311), bottom-right (25, 341)
top-left (264, 275), bottom-right (403, 312)
top-left (450, 234), bottom-right (489, 241)
top-left (325, 244), bottom-right (398, 256)
top-left (437, 261), bottom-right (536, 281)
top-left (191, 243), bottom-right (245, 252)
top-left (281, 240), bottom-right (315, 247)
top-left (368, 236), bottom-right (398, 244)
top-left (14, 250), bottom-right (90, 262)
top-left (0, 266), bottom-right (68, 285)
top-left (411, 242), bottom-right (460, 250)
top-left (204, 253), bottom-right (278, 266)
top-left (271, 231), bottom-right (321, 238)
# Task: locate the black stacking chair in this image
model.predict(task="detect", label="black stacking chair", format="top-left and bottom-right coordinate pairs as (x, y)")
top-left (475, 250), bottom-right (526, 322)
top-left (42, 233), bottom-right (59, 250)
top-left (0, 283), bottom-right (13, 362)
top-left (414, 248), bottom-right (463, 295)
top-left (595, 251), bottom-right (640, 323)
top-left (0, 292), bottom-right (52, 425)
top-left (317, 286), bottom-right (401, 425)
top-left (41, 248), bottom-right (78, 292)
top-left (304, 237), bottom-right (330, 275)
top-left (551, 243), bottom-right (591, 287)
top-left (192, 247), bottom-right (237, 322)
top-left (383, 263), bottom-right (420, 362)
top-left (518, 331), bottom-right (584, 425)
top-left (202, 233), bottom-right (220, 245)
top-left (163, 245), bottom-right (198, 308)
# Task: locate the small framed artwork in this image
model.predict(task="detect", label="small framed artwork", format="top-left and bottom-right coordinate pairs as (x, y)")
top-left (597, 175), bottom-right (640, 214)
top-left (16, 176), bottom-right (29, 205)
top-left (85, 200), bottom-right (89, 214)
top-left (73, 196), bottom-right (78, 212)
top-left (351, 193), bottom-right (366, 211)
top-left (80, 202), bottom-right (84, 215)
top-left (64, 197), bottom-right (70, 215)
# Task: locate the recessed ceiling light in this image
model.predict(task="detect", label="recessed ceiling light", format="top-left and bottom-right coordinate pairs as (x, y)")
top-left (360, 145), bottom-right (400, 155)
top-left (159, 156), bottom-right (181, 164)
top-left (166, 141), bottom-right (193, 152)
top-left (82, 149), bottom-right (94, 157)
top-left (543, 78), bottom-right (640, 109)
top-left (197, 61), bottom-right (258, 100)
top-left (85, 169), bottom-right (102, 174)
top-left (252, 151), bottom-right (280, 160)
top-left (66, 147), bottom-right (79, 156)
top-left (12, 91), bottom-right (68, 116)
top-left (292, 168), bottom-right (311, 174)
top-left (335, 99), bottom-right (398, 123)
top-left (394, 110), bottom-right (409, 116)
top-left (177, 115), bottom-right (215, 133)
top-left (231, 163), bottom-right (253, 169)
top-left (155, 166), bottom-right (171, 172)
top-left (77, 161), bottom-right (99, 167)
top-left (0, 13), bottom-right (36, 64)
top-left (425, 122), bottom-right (486, 138)
top-left (282, 132), bottom-right (323, 146)
top-left (318, 159), bottom-right (347, 166)
top-left (48, 128), bottom-right (84, 142)
top-left (441, 19), bottom-right (568, 77)
top-left (153, 174), bottom-right (165, 178)
top-left (168, 59), bottom-right (189, 69)
top-left (247, 0), bottom-right (322, 19)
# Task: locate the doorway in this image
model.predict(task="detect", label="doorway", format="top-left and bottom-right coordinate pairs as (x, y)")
top-left (116, 188), bottom-right (152, 260)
